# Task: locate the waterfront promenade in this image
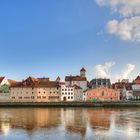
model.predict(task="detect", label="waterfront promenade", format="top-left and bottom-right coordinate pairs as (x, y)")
top-left (0, 101), bottom-right (140, 107)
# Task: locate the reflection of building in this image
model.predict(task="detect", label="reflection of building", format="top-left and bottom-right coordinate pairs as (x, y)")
top-left (61, 108), bottom-right (87, 137)
top-left (84, 87), bottom-right (120, 101)
top-left (86, 108), bottom-right (112, 131)
top-left (0, 108), bottom-right (62, 133)
top-left (65, 68), bottom-right (88, 90)
top-left (11, 76), bottom-right (61, 102)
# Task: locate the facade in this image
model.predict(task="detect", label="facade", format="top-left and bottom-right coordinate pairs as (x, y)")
top-left (88, 78), bottom-right (111, 88)
top-left (112, 80), bottom-right (133, 100)
top-left (60, 84), bottom-right (83, 101)
top-left (11, 76), bottom-right (61, 102)
top-left (84, 87), bottom-right (120, 101)
top-left (60, 84), bottom-right (75, 101)
top-left (132, 76), bottom-right (140, 99)
top-left (65, 68), bottom-right (87, 90)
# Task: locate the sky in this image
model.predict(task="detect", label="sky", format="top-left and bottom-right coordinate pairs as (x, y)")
top-left (0, 0), bottom-right (140, 82)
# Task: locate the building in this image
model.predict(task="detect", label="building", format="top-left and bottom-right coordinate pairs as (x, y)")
top-left (60, 84), bottom-right (83, 101)
top-left (112, 80), bottom-right (133, 100)
top-left (132, 76), bottom-right (140, 99)
top-left (11, 76), bottom-right (61, 102)
top-left (88, 78), bottom-right (111, 88)
top-left (60, 84), bottom-right (74, 101)
top-left (65, 68), bottom-right (88, 90)
top-left (84, 87), bottom-right (120, 101)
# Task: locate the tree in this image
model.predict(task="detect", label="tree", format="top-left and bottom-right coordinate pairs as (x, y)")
top-left (0, 84), bottom-right (10, 93)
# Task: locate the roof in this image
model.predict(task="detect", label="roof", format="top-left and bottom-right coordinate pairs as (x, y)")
top-left (11, 76), bottom-right (60, 88)
top-left (0, 77), bottom-right (5, 84)
top-left (8, 79), bottom-right (17, 86)
top-left (80, 67), bottom-right (86, 72)
top-left (65, 75), bottom-right (87, 81)
top-left (112, 82), bottom-right (132, 90)
top-left (73, 84), bottom-right (82, 89)
top-left (134, 76), bottom-right (140, 84)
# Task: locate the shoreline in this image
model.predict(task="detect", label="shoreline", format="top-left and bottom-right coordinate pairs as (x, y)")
top-left (0, 101), bottom-right (140, 107)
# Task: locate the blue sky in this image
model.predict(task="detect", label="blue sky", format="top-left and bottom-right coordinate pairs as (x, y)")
top-left (0, 0), bottom-right (139, 82)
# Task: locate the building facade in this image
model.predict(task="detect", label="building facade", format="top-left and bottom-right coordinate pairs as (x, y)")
top-left (11, 77), bottom-right (61, 102)
top-left (84, 87), bottom-right (120, 101)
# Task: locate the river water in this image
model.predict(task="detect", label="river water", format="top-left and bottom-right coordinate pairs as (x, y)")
top-left (0, 107), bottom-right (139, 140)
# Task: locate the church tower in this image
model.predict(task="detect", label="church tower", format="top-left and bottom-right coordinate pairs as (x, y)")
top-left (80, 67), bottom-right (86, 78)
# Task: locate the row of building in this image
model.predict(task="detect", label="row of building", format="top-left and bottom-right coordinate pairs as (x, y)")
top-left (0, 68), bottom-right (140, 102)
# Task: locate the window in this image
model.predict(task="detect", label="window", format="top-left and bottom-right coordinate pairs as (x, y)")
top-left (68, 93), bottom-right (70, 95)
top-left (44, 92), bottom-right (45, 94)
top-left (37, 96), bottom-right (41, 99)
top-left (68, 96), bottom-right (70, 99)
top-left (102, 91), bottom-right (104, 96)
top-left (71, 96), bottom-right (73, 99)
top-left (71, 89), bottom-right (73, 91)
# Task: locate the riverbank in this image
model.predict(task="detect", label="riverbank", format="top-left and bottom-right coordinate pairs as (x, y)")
top-left (0, 101), bottom-right (140, 107)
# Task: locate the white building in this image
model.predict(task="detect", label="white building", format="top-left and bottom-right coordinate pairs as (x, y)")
top-left (61, 84), bottom-right (74, 101)
top-left (65, 68), bottom-right (87, 90)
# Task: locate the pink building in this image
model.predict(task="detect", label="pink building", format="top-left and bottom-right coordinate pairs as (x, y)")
top-left (84, 87), bottom-right (120, 101)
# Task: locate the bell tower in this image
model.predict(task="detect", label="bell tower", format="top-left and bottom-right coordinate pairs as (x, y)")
top-left (80, 67), bottom-right (86, 78)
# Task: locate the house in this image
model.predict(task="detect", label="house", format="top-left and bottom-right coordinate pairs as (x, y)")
top-left (60, 83), bottom-right (83, 101)
top-left (65, 68), bottom-right (88, 90)
top-left (132, 76), bottom-right (140, 100)
top-left (112, 80), bottom-right (133, 100)
top-left (84, 87), bottom-right (120, 101)
top-left (11, 76), bottom-right (61, 102)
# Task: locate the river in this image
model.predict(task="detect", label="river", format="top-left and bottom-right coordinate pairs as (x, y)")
top-left (0, 107), bottom-right (139, 140)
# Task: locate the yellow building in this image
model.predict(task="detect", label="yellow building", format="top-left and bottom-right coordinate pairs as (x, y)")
top-left (11, 76), bottom-right (61, 102)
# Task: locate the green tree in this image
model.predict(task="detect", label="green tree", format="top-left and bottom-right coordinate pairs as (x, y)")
top-left (0, 84), bottom-right (10, 93)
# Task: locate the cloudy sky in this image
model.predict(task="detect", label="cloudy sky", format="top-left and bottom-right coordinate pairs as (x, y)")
top-left (0, 0), bottom-right (139, 82)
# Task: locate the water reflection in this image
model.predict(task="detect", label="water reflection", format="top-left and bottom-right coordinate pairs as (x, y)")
top-left (0, 107), bottom-right (139, 140)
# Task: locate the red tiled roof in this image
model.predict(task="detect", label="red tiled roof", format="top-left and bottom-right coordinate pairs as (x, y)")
top-left (0, 77), bottom-right (5, 84)
top-left (134, 76), bottom-right (140, 84)
top-left (112, 82), bottom-right (132, 90)
top-left (8, 79), bottom-right (17, 86)
top-left (73, 84), bottom-right (82, 89)
top-left (11, 76), bottom-right (60, 88)
top-left (65, 75), bottom-right (87, 81)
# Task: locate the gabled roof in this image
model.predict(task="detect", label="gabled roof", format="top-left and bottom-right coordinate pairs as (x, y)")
top-left (134, 76), bottom-right (140, 84)
top-left (11, 76), bottom-right (60, 88)
top-left (0, 77), bottom-right (5, 84)
top-left (73, 84), bottom-right (82, 89)
top-left (80, 67), bottom-right (86, 72)
top-left (65, 75), bottom-right (87, 81)
top-left (8, 79), bottom-right (17, 86)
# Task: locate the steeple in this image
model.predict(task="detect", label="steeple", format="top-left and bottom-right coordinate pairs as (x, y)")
top-left (80, 67), bottom-right (86, 78)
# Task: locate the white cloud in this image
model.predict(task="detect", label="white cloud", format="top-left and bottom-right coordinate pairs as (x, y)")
top-left (96, 0), bottom-right (140, 17)
top-left (94, 61), bottom-right (115, 78)
top-left (106, 16), bottom-right (140, 42)
top-left (96, 0), bottom-right (140, 42)
top-left (116, 64), bottom-right (135, 81)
